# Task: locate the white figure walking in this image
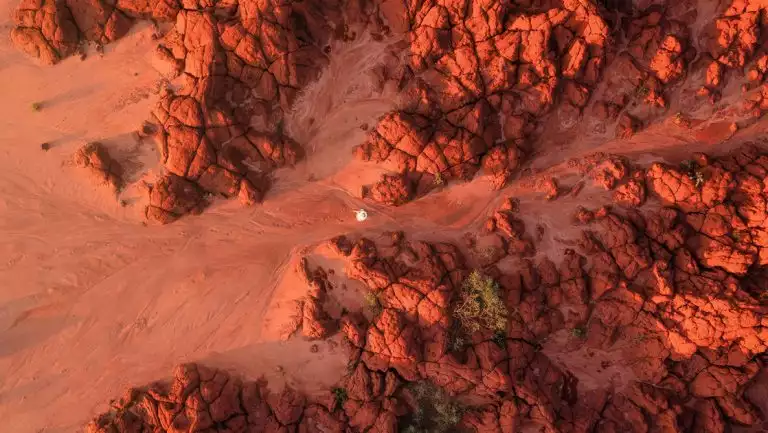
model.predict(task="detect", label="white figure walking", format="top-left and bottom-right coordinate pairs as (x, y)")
top-left (355, 209), bottom-right (368, 222)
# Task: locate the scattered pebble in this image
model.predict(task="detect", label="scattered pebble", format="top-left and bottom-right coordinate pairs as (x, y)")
top-left (41, 142), bottom-right (51, 151)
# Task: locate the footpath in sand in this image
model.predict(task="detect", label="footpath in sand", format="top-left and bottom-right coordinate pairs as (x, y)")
top-left (1, 0), bottom-right (768, 433)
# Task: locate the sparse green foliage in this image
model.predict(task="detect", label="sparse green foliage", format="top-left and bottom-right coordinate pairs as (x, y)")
top-left (680, 160), bottom-right (705, 189)
top-left (399, 382), bottom-right (465, 433)
top-left (31, 102), bottom-right (42, 111)
top-left (632, 333), bottom-right (650, 344)
top-left (571, 327), bottom-right (586, 338)
top-left (693, 171), bottom-right (705, 189)
top-left (447, 321), bottom-right (467, 353)
top-left (491, 330), bottom-right (507, 348)
top-left (453, 271), bottom-right (508, 335)
top-left (332, 387), bottom-right (348, 411)
top-left (449, 333), bottom-right (466, 353)
top-left (363, 290), bottom-right (382, 315)
top-left (433, 172), bottom-right (445, 186)
top-left (672, 112), bottom-right (689, 127)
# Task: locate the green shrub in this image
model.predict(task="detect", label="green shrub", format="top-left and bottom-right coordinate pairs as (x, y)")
top-left (680, 160), bottom-right (705, 189)
top-left (692, 171), bottom-right (705, 189)
top-left (453, 271), bottom-right (507, 335)
top-left (433, 172), bottom-right (445, 186)
top-left (491, 330), bottom-right (507, 348)
top-left (571, 327), bottom-right (586, 338)
top-left (399, 382), bottom-right (464, 433)
top-left (363, 290), bottom-right (382, 315)
top-left (448, 333), bottom-right (466, 353)
top-left (332, 387), bottom-right (348, 411)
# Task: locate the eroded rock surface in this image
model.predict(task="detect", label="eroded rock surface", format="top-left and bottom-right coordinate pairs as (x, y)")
top-left (11, 0), bottom-right (373, 223)
top-left (88, 154), bottom-right (768, 430)
top-left (356, 0), bottom-right (609, 198)
top-left (10, 0), bottom-right (768, 430)
top-left (145, 174), bottom-right (205, 224)
top-left (282, 258), bottom-right (337, 340)
top-left (73, 141), bottom-right (123, 192)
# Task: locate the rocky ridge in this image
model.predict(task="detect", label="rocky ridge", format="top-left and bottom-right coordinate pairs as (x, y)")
top-left (86, 146), bottom-right (767, 433)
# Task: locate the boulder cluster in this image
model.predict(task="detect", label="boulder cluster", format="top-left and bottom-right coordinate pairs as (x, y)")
top-left (86, 146), bottom-right (768, 433)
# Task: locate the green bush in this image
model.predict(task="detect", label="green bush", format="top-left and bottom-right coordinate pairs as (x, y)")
top-left (399, 382), bottom-right (464, 433)
top-left (453, 271), bottom-right (507, 335)
top-left (363, 290), bottom-right (382, 315)
top-left (680, 160), bottom-right (705, 189)
top-left (332, 387), bottom-right (348, 411)
top-left (491, 330), bottom-right (507, 348)
top-left (433, 172), bottom-right (445, 186)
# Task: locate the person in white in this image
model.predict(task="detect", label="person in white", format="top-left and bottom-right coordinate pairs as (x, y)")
top-left (355, 209), bottom-right (368, 222)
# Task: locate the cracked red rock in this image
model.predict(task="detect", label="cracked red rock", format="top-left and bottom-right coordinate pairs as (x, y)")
top-left (73, 141), bottom-right (123, 193)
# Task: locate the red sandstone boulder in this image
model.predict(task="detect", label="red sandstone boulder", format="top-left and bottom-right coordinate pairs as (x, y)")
top-left (145, 174), bottom-right (205, 224)
top-left (11, 0), bottom-right (81, 65)
top-left (363, 174), bottom-right (414, 206)
top-left (73, 141), bottom-right (123, 193)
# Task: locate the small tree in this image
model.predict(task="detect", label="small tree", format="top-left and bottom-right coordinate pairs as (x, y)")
top-left (453, 271), bottom-right (507, 335)
top-left (332, 387), bottom-right (348, 411)
top-left (399, 381), bottom-right (464, 433)
top-left (363, 290), bottom-right (382, 315)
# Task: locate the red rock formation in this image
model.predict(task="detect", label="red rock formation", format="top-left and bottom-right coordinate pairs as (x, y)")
top-left (283, 258), bottom-right (337, 340)
top-left (646, 145), bottom-right (768, 274)
top-left (12, 0), bottom-right (88, 65)
top-left (145, 174), bottom-right (205, 224)
top-left (701, 0), bottom-right (767, 98)
top-left (139, 0), bottom-right (346, 222)
top-left (85, 363), bottom-right (319, 433)
top-left (73, 141), bottom-right (123, 193)
top-left (356, 0), bottom-right (609, 201)
top-left (84, 196), bottom-right (768, 431)
top-left (362, 173), bottom-right (414, 206)
top-left (627, 7), bottom-right (694, 89)
top-left (613, 178), bottom-right (646, 207)
top-left (13, 0), bottom-right (768, 430)
top-left (10, 0), bottom-right (358, 223)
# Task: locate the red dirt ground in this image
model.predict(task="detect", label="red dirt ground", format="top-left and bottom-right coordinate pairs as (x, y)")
top-left (3, 0), bottom-right (768, 432)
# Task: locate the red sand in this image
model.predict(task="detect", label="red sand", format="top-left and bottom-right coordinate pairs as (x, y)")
top-left (2, 0), bottom-right (768, 432)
